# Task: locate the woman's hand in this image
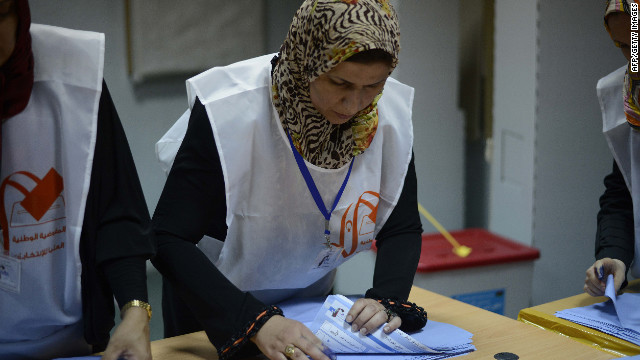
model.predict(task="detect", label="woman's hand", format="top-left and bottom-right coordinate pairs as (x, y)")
top-left (251, 315), bottom-right (331, 360)
top-left (584, 257), bottom-right (626, 297)
top-left (346, 298), bottom-right (401, 335)
top-left (101, 307), bottom-right (152, 360)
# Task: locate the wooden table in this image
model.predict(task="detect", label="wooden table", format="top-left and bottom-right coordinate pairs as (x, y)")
top-left (518, 280), bottom-right (640, 357)
top-left (149, 286), bottom-right (617, 359)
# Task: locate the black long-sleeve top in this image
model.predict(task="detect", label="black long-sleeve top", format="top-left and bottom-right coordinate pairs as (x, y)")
top-left (595, 160), bottom-right (635, 281)
top-left (151, 97), bottom-right (423, 352)
top-left (80, 81), bottom-right (155, 351)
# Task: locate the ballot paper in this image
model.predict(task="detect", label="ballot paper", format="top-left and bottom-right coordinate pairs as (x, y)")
top-left (55, 296), bottom-right (476, 360)
top-left (279, 295), bottom-right (475, 359)
top-left (555, 274), bottom-right (640, 345)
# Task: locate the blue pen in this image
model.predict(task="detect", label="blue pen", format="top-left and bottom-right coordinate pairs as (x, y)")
top-left (598, 265), bottom-right (605, 281)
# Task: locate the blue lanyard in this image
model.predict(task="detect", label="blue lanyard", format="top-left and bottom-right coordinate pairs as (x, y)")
top-left (286, 131), bottom-right (354, 247)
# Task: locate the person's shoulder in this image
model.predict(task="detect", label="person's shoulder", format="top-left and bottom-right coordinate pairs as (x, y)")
top-left (30, 24), bottom-right (104, 89)
top-left (385, 76), bottom-right (413, 92)
top-left (186, 54), bottom-right (275, 105)
top-left (380, 77), bottom-right (414, 107)
top-left (597, 65), bottom-right (626, 90)
top-left (31, 23), bottom-right (103, 41)
top-left (220, 54), bottom-right (276, 73)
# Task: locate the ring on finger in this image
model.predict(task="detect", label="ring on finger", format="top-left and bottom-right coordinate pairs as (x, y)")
top-left (383, 308), bottom-right (397, 323)
top-left (284, 344), bottom-right (296, 359)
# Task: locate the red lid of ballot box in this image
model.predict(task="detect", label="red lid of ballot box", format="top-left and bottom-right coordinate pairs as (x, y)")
top-left (412, 228), bottom-right (540, 273)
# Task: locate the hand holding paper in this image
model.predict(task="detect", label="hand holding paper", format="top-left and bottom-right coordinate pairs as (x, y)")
top-left (558, 274), bottom-right (640, 346)
top-left (252, 315), bottom-right (333, 360)
top-left (308, 295), bottom-right (440, 355)
top-left (584, 258), bottom-right (626, 296)
top-left (346, 297), bottom-right (401, 335)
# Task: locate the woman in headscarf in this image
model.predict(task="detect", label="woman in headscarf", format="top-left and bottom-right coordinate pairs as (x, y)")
top-left (152, 1), bottom-right (426, 359)
top-left (584, 0), bottom-right (640, 297)
top-left (0, 1), bottom-right (154, 359)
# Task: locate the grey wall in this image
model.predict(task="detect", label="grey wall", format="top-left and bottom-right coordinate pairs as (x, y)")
top-left (489, 0), bottom-right (626, 306)
top-left (460, 0), bottom-right (491, 229)
top-left (394, 1), bottom-right (465, 232)
top-left (532, 0), bottom-right (624, 305)
top-left (490, 0), bottom-right (537, 245)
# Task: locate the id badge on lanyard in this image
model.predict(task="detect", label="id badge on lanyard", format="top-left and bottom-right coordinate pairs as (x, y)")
top-left (311, 246), bottom-right (343, 271)
top-left (311, 219), bottom-right (343, 271)
top-left (286, 131), bottom-right (352, 273)
top-left (0, 253), bottom-right (21, 294)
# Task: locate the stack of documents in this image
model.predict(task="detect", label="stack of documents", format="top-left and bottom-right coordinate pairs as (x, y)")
top-left (279, 294), bottom-right (475, 359)
top-left (56, 295), bottom-right (476, 360)
top-left (555, 274), bottom-right (640, 345)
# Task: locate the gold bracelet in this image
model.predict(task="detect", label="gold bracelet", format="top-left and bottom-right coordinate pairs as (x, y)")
top-left (121, 300), bottom-right (152, 320)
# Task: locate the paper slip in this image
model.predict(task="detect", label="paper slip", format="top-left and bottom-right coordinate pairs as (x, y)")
top-left (555, 274), bottom-right (640, 346)
top-left (279, 295), bottom-right (475, 359)
top-left (308, 295), bottom-right (440, 355)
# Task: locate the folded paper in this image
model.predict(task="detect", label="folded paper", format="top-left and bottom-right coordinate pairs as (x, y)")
top-left (555, 274), bottom-right (640, 345)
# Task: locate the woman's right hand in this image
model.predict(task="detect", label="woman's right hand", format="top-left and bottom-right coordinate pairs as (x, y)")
top-left (251, 315), bottom-right (332, 360)
top-left (584, 257), bottom-right (626, 296)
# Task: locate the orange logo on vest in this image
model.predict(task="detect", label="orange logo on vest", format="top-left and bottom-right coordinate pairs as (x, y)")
top-left (0, 168), bottom-right (66, 258)
top-left (333, 191), bottom-right (379, 258)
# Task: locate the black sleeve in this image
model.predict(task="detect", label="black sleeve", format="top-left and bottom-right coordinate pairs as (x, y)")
top-left (151, 98), bottom-right (268, 352)
top-left (596, 160), bottom-right (635, 275)
top-left (370, 153), bottom-right (422, 299)
top-left (87, 81), bottom-right (154, 308)
top-left (79, 81), bottom-right (155, 350)
top-left (365, 153), bottom-right (426, 332)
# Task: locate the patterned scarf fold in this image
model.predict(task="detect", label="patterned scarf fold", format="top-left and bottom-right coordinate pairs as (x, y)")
top-left (271, 0), bottom-right (400, 169)
top-left (605, 0), bottom-right (640, 128)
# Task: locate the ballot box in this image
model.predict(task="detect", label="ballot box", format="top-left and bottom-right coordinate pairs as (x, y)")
top-left (413, 228), bottom-right (540, 319)
top-left (333, 228), bottom-right (539, 319)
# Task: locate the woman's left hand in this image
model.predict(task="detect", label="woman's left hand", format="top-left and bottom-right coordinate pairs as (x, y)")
top-left (101, 307), bottom-right (152, 360)
top-left (346, 298), bottom-right (402, 336)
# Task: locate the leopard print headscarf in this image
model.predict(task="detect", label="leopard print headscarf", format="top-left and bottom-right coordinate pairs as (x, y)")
top-left (604, 0), bottom-right (640, 128)
top-left (271, 0), bottom-right (400, 169)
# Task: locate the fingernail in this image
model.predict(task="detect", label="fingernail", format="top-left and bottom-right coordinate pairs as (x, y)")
top-left (359, 328), bottom-right (367, 335)
top-left (384, 326), bottom-right (390, 333)
top-left (346, 315), bottom-right (353, 322)
top-left (351, 324), bottom-right (358, 332)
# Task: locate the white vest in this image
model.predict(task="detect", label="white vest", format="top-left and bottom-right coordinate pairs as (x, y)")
top-left (158, 55), bottom-right (415, 297)
top-left (598, 65), bottom-right (640, 278)
top-left (0, 24), bottom-right (103, 357)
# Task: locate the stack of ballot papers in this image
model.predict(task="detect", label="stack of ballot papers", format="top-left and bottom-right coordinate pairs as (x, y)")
top-left (278, 294), bottom-right (475, 359)
top-left (555, 274), bottom-right (640, 345)
top-left (56, 295), bottom-right (476, 360)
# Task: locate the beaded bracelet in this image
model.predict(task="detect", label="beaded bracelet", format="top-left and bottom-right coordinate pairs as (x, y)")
top-left (377, 298), bottom-right (427, 320)
top-left (365, 290), bottom-right (428, 332)
top-left (121, 299), bottom-right (152, 320)
top-left (218, 305), bottom-right (283, 360)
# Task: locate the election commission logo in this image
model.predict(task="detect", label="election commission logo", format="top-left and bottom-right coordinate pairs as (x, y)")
top-left (0, 168), bottom-right (67, 259)
top-left (336, 191), bottom-right (379, 258)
